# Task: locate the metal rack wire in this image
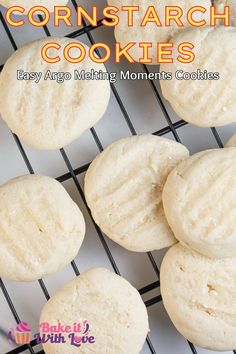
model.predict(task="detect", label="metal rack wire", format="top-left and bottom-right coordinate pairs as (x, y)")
top-left (0, 0), bottom-right (233, 353)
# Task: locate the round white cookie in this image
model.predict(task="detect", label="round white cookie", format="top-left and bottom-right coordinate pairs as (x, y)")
top-left (225, 134), bottom-right (236, 147)
top-left (160, 26), bottom-right (236, 127)
top-left (0, 175), bottom-right (85, 282)
top-left (0, 37), bottom-right (110, 150)
top-left (0, 0), bottom-right (68, 13)
top-left (40, 268), bottom-right (149, 354)
top-left (108, 0), bottom-right (211, 64)
top-left (216, 0), bottom-right (236, 25)
top-left (160, 243), bottom-right (236, 351)
top-left (163, 148), bottom-right (236, 258)
top-left (85, 135), bottom-right (189, 252)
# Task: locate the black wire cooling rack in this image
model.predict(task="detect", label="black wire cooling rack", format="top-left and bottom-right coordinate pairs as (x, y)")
top-left (0, 0), bottom-right (234, 354)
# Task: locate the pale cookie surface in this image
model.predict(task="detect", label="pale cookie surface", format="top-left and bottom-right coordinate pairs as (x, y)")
top-left (160, 27), bottom-right (236, 127)
top-left (163, 148), bottom-right (236, 258)
top-left (108, 0), bottom-right (211, 64)
top-left (160, 243), bottom-right (236, 351)
top-left (0, 0), bottom-right (68, 13)
top-left (0, 175), bottom-right (85, 281)
top-left (40, 268), bottom-right (149, 354)
top-left (0, 37), bottom-right (110, 150)
top-left (85, 135), bottom-right (189, 252)
top-left (225, 134), bottom-right (236, 147)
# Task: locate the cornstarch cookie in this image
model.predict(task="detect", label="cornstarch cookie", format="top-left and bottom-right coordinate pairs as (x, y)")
top-left (0, 175), bottom-right (85, 281)
top-left (108, 0), bottom-right (211, 63)
top-left (0, 37), bottom-right (110, 150)
top-left (162, 148), bottom-right (236, 258)
top-left (40, 268), bottom-right (149, 354)
top-left (160, 26), bottom-right (236, 127)
top-left (160, 243), bottom-right (236, 351)
top-left (0, 0), bottom-right (69, 13)
top-left (84, 135), bottom-right (189, 252)
top-left (225, 134), bottom-right (236, 147)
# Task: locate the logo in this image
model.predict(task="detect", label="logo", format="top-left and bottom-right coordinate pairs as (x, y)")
top-left (38, 320), bottom-right (95, 348)
top-left (8, 322), bottom-right (32, 345)
top-left (8, 320), bottom-right (95, 348)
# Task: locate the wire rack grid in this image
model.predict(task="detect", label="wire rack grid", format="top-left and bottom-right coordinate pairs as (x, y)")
top-left (0, 1), bottom-right (235, 354)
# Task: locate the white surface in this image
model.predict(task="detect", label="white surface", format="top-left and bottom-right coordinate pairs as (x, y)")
top-left (0, 1), bottom-right (235, 354)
